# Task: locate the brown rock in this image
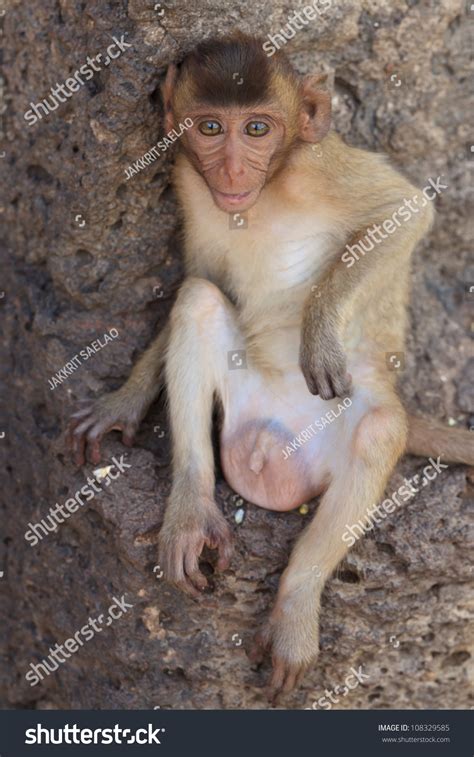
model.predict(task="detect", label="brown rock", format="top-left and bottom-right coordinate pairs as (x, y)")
top-left (0, 0), bottom-right (471, 710)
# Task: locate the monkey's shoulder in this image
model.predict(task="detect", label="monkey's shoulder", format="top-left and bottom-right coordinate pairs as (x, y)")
top-left (317, 132), bottom-right (430, 216)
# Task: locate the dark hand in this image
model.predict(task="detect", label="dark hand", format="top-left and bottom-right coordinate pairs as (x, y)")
top-left (299, 316), bottom-right (352, 400)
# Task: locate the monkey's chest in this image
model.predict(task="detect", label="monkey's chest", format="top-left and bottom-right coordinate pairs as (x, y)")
top-left (222, 232), bottom-right (331, 311)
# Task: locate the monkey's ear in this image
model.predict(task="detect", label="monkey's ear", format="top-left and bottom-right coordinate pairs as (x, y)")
top-left (161, 63), bottom-right (178, 132)
top-left (299, 74), bottom-right (332, 143)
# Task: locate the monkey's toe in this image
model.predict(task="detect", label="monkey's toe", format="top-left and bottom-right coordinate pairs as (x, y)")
top-left (248, 630), bottom-right (270, 666)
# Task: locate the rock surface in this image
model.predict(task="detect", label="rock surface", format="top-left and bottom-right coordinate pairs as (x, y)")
top-left (0, 0), bottom-right (472, 710)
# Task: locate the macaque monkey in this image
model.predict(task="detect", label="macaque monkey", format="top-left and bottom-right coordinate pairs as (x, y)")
top-left (69, 34), bottom-right (474, 699)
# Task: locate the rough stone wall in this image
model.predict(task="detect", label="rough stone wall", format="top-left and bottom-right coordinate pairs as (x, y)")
top-left (0, 0), bottom-right (472, 710)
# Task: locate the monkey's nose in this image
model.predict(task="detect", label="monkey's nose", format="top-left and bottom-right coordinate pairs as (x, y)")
top-left (222, 157), bottom-right (246, 183)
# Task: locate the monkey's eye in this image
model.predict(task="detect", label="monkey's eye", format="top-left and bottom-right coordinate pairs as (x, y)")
top-left (245, 121), bottom-right (270, 137)
top-left (198, 120), bottom-right (223, 136)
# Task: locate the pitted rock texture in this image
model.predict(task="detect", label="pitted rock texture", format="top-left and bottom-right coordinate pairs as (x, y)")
top-left (0, 0), bottom-right (472, 710)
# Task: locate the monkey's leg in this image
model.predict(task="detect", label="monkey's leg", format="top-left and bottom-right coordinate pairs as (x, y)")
top-left (69, 323), bottom-right (170, 465)
top-left (158, 277), bottom-right (243, 597)
top-left (252, 398), bottom-right (407, 698)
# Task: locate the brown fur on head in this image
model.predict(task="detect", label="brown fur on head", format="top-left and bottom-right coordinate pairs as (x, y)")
top-left (162, 33), bottom-right (332, 212)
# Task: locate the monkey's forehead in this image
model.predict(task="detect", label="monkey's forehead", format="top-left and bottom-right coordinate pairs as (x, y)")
top-left (180, 104), bottom-right (285, 118)
top-left (174, 80), bottom-right (301, 119)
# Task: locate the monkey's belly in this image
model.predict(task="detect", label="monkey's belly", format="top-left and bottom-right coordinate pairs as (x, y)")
top-left (220, 371), bottom-right (337, 511)
top-left (221, 423), bottom-right (328, 510)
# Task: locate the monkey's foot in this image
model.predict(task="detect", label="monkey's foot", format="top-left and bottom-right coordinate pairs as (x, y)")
top-left (249, 610), bottom-right (320, 701)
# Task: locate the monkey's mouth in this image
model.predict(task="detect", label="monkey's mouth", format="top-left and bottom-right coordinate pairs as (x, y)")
top-left (211, 188), bottom-right (257, 211)
top-left (215, 190), bottom-right (252, 203)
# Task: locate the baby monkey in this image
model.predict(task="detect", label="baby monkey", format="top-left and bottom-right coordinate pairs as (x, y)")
top-left (69, 34), bottom-right (474, 698)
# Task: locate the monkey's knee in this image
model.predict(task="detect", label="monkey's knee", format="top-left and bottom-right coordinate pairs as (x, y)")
top-left (173, 277), bottom-right (228, 323)
top-left (353, 405), bottom-right (407, 465)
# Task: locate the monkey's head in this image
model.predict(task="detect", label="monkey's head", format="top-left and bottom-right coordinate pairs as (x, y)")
top-left (162, 34), bottom-right (331, 213)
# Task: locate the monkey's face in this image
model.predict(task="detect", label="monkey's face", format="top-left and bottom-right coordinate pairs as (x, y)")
top-left (182, 108), bottom-right (287, 212)
top-left (163, 43), bottom-right (331, 213)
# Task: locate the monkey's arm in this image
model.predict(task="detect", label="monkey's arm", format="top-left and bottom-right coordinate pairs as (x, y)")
top-left (69, 322), bottom-right (170, 465)
top-left (300, 188), bottom-right (434, 399)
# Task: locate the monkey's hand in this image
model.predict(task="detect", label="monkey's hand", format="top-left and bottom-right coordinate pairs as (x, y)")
top-left (299, 309), bottom-right (352, 400)
top-left (68, 389), bottom-right (144, 466)
top-left (250, 581), bottom-right (321, 701)
top-left (158, 497), bottom-right (233, 598)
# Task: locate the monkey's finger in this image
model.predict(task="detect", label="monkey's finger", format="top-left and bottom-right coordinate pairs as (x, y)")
top-left (79, 423), bottom-right (106, 464)
top-left (326, 371), bottom-right (341, 400)
top-left (121, 426), bottom-right (136, 448)
top-left (70, 405), bottom-right (93, 420)
top-left (86, 421), bottom-right (126, 463)
top-left (331, 368), bottom-right (352, 399)
top-left (70, 416), bottom-right (97, 464)
top-left (188, 570), bottom-right (208, 592)
top-left (67, 415), bottom-right (90, 448)
top-left (300, 364), bottom-right (318, 395)
top-left (216, 538), bottom-right (233, 571)
top-left (314, 369), bottom-right (335, 401)
top-left (71, 429), bottom-right (87, 467)
top-left (184, 549), bottom-right (208, 592)
top-left (282, 665), bottom-right (302, 693)
top-left (248, 630), bottom-right (271, 665)
top-left (157, 545), bottom-right (178, 588)
top-left (216, 553), bottom-right (231, 572)
top-left (270, 657), bottom-right (286, 686)
top-left (88, 436), bottom-right (103, 466)
top-left (205, 525), bottom-right (232, 568)
top-left (267, 658), bottom-right (286, 703)
top-left (67, 421), bottom-right (79, 451)
top-left (166, 555), bottom-right (202, 599)
top-left (175, 576), bottom-right (202, 599)
top-left (306, 379), bottom-right (319, 396)
top-left (73, 417), bottom-right (98, 438)
top-left (68, 401), bottom-right (94, 423)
